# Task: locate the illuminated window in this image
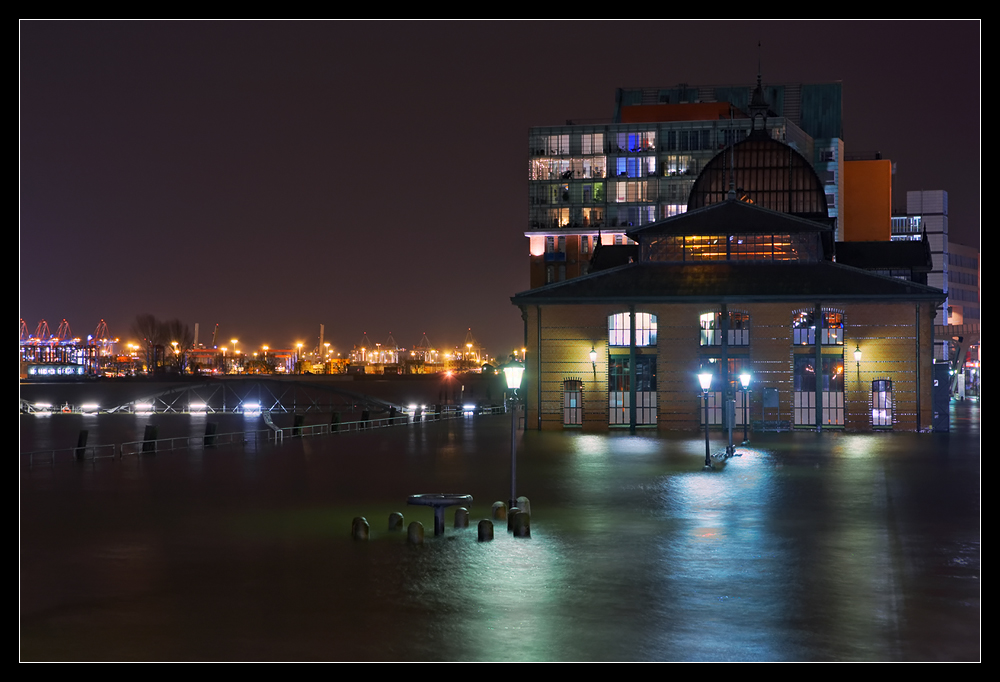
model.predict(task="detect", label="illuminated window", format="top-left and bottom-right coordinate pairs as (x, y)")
top-left (686, 235), bottom-right (727, 261)
top-left (872, 379), bottom-right (893, 427)
top-left (700, 312), bottom-right (750, 346)
top-left (616, 157), bottom-right (656, 178)
top-left (792, 310), bottom-right (844, 346)
top-left (563, 380), bottom-right (583, 426)
top-left (663, 155), bottom-right (693, 176)
top-left (793, 356), bottom-right (845, 426)
top-left (581, 132), bottom-right (604, 155)
top-left (615, 131), bottom-right (655, 153)
top-left (615, 180), bottom-right (648, 203)
top-left (582, 208), bottom-right (604, 227)
top-left (544, 208), bottom-right (569, 228)
top-left (608, 313), bottom-right (657, 347)
top-left (533, 133), bottom-right (569, 155)
top-left (608, 357), bottom-right (656, 425)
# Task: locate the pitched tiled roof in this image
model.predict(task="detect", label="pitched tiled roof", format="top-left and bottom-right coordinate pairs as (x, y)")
top-left (626, 199), bottom-right (833, 239)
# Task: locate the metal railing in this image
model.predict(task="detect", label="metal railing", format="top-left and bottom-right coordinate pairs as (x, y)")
top-left (24, 443), bottom-right (118, 465)
top-left (120, 429), bottom-right (270, 457)
top-left (23, 405), bottom-right (507, 464)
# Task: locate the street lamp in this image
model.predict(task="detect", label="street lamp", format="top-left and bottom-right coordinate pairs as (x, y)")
top-left (698, 370), bottom-right (713, 469)
top-left (740, 372), bottom-right (751, 443)
top-left (589, 345), bottom-right (598, 379)
top-left (502, 357), bottom-right (525, 508)
top-left (853, 344), bottom-right (862, 382)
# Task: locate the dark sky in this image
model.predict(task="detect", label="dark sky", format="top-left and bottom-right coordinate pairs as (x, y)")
top-left (20, 20), bottom-right (980, 357)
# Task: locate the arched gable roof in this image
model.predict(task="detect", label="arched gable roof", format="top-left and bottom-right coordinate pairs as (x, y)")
top-left (687, 136), bottom-right (829, 222)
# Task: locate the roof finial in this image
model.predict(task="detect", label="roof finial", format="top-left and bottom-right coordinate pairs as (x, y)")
top-left (749, 41), bottom-right (769, 137)
top-left (757, 40), bottom-right (762, 89)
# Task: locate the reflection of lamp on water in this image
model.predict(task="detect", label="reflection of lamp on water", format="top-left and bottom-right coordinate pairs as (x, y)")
top-left (740, 372), bottom-right (751, 443)
top-left (502, 357), bottom-right (525, 508)
top-left (698, 370), bottom-right (713, 469)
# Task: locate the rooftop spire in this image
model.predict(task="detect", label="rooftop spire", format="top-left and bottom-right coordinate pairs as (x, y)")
top-left (748, 41), bottom-right (770, 137)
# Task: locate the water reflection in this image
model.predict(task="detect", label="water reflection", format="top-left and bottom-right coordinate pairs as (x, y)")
top-left (21, 408), bottom-right (980, 661)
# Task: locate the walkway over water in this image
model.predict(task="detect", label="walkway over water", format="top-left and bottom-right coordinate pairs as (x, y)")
top-left (100, 378), bottom-right (400, 414)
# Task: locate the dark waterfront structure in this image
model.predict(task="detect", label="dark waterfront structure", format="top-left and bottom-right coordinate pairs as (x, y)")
top-left (20, 401), bottom-right (979, 661)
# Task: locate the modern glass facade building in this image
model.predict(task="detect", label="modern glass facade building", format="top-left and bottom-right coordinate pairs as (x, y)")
top-left (527, 82), bottom-right (844, 288)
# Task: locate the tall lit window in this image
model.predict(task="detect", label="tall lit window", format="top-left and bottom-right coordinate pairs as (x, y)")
top-left (563, 380), bottom-right (583, 426)
top-left (581, 132), bottom-right (604, 155)
top-left (872, 379), bottom-right (893, 427)
top-left (608, 357), bottom-right (656, 425)
top-left (793, 356), bottom-right (845, 426)
top-left (608, 313), bottom-right (657, 347)
top-left (615, 180), bottom-right (649, 203)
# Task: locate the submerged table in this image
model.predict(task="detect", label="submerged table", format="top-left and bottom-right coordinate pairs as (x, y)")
top-left (407, 494), bottom-right (473, 536)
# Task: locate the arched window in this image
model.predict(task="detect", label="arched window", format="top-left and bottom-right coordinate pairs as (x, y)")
top-left (608, 312), bottom-right (657, 347)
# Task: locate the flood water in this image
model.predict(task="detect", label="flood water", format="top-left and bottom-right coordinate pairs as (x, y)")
top-left (20, 402), bottom-right (980, 661)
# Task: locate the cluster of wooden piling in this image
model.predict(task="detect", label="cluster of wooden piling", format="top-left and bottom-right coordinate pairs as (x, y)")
top-left (351, 496), bottom-right (531, 544)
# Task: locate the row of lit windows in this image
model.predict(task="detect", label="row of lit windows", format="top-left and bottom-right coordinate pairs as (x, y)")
top-left (532, 129), bottom-right (746, 155)
top-left (607, 309), bottom-right (845, 348)
top-left (531, 123), bottom-right (791, 159)
top-left (563, 370), bottom-right (892, 428)
top-left (643, 234), bottom-right (808, 262)
top-left (530, 154), bottom-right (700, 182)
top-left (530, 178), bottom-right (697, 205)
top-left (530, 132), bottom-right (657, 156)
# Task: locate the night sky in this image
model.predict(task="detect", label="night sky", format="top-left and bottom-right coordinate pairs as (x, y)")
top-left (19, 21), bottom-right (980, 357)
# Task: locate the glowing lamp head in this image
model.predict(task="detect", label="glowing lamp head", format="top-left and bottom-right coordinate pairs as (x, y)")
top-left (589, 346), bottom-right (598, 365)
top-left (698, 371), bottom-right (713, 391)
top-left (503, 360), bottom-right (525, 390)
top-left (853, 345), bottom-right (862, 363)
top-left (740, 372), bottom-right (751, 389)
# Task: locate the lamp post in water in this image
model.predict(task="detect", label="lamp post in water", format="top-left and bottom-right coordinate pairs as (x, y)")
top-left (698, 370), bottom-right (713, 469)
top-left (502, 357), bottom-right (525, 508)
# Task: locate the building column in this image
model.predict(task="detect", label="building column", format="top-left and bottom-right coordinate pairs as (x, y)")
top-left (629, 304), bottom-right (636, 434)
top-left (814, 303), bottom-right (823, 431)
